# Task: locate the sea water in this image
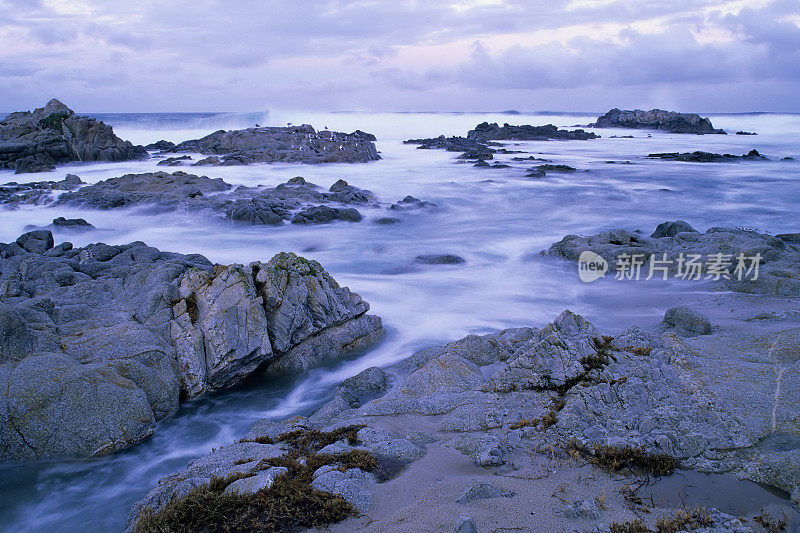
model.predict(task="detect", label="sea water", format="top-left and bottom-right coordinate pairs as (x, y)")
top-left (0, 110), bottom-right (799, 532)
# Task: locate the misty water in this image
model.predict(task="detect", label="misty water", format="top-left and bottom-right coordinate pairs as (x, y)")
top-left (1, 111), bottom-right (799, 532)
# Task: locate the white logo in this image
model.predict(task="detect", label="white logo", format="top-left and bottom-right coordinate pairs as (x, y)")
top-left (578, 251), bottom-right (608, 282)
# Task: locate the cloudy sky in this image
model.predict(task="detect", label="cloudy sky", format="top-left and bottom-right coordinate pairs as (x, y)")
top-left (1, 0), bottom-right (799, 113)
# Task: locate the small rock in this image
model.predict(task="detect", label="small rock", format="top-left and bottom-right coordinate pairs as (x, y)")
top-left (414, 254), bottom-right (465, 265)
top-left (223, 467), bottom-right (288, 495)
top-left (456, 482), bottom-right (515, 504)
top-left (455, 516), bottom-right (478, 533)
top-left (656, 306), bottom-right (712, 337)
top-left (650, 220), bottom-right (698, 238)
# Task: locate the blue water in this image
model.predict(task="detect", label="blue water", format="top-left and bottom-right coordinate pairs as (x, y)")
top-left (1, 110), bottom-right (799, 532)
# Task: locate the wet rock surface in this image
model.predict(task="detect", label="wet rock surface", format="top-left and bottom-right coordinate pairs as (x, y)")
top-left (589, 108), bottom-right (727, 134)
top-left (1, 171), bottom-right (431, 227)
top-left (128, 307), bottom-right (800, 532)
top-left (0, 231), bottom-right (383, 461)
top-left (168, 124), bottom-right (380, 165)
top-left (467, 121), bottom-right (599, 141)
top-left (543, 221), bottom-right (800, 296)
top-left (648, 149), bottom-right (767, 162)
top-left (0, 99), bottom-right (147, 173)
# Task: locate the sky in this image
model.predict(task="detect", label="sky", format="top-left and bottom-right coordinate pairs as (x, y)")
top-left (1, 0), bottom-right (799, 113)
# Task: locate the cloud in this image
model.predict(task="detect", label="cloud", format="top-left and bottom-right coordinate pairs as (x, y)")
top-left (0, 0), bottom-right (798, 111)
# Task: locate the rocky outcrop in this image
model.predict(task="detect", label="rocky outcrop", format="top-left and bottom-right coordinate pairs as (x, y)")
top-left (542, 221), bottom-right (800, 296)
top-left (402, 135), bottom-right (491, 153)
top-left (0, 231), bottom-right (383, 461)
top-left (0, 171), bottom-right (427, 227)
top-left (0, 173), bottom-right (82, 206)
top-left (0, 99), bottom-right (147, 173)
top-left (128, 308), bottom-right (800, 530)
top-left (589, 108), bottom-right (726, 134)
top-left (648, 149), bottom-right (766, 162)
top-left (169, 124), bottom-right (380, 165)
top-left (466, 122), bottom-right (599, 141)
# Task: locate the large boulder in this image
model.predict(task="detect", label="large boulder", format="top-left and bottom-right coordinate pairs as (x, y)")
top-left (253, 253), bottom-right (383, 373)
top-left (0, 99), bottom-right (147, 173)
top-left (588, 108), bottom-right (726, 134)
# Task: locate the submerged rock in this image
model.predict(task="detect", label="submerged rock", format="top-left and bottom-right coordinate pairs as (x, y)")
top-left (0, 99), bottom-right (147, 173)
top-left (589, 108), bottom-right (726, 134)
top-left (0, 232), bottom-right (383, 460)
top-left (648, 149), bottom-right (767, 162)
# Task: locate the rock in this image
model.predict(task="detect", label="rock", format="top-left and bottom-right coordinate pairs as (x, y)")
top-left (473, 159), bottom-right (490, 167)
top-left (776, 233), bottom-right (800, 243)
top-left (459, 147), bottom-right (495, 160)
top-left (339, 366), bottom-right (390, 397)
top-left (55, 171), bottom-right (230, 210)
top-left (0, 174), bottom-right (83, 207)
top-left (143, 140), bottom-right (176, 151)
top-left (589, 108), bottom-right (726, 134)
top-left (735, 131), bottom-right (757, 135)
top-left (390, 196), bottom-right (437, 211)
top-left (414, 254), bottom-right (465, 265)
top-left (542, 222), bottom-right (800, 296)
top-left (311, 468), bottom-right (376, 512)
top-left (222, 467), bottom-right (288, 495)
top-left (375, 217), bottom-right (400, 225)
top-left (562, 498), bottom-right (601, 520)
top-left (51, 217), bottom-right (94, 230)
top-left (476, 442), bottom-right (505, 467)
top-left (170, 265), bottom-right (273, 397)
top-left (525, 168), bottom-right (546, 178)
top-left (16, 230), bottom-right (54, 253)
top-left (455, 482), bottom-right (515, 503)
top-left (656, 306), bottom-right (713, 337)
top-left (170, 124), bottom-right (379, 164)
top-left (291, 205), bottom-right (362, 224)
top-left (647, 149), bottom-right (767, 162)
top-left (650, 220), bottom-right (698, 238)
top-left (156, 155), bottom-right (192, 166)
top-left (467, 122), bottom-right (599, 141)
top-left (0, 99), bottom-right (147, 173)
top-left (192, 155), bottom-right (222, 166)
top-left (253, 252), bottom-right (383, 373)
top-left (0, 233), bottom-right (382, 461)
top-left (403, 135), bottom-right (490, 154)
top-left (529, 164), bottom-right (576, 173)
top-left (455, 516), bottom-right (478, 533)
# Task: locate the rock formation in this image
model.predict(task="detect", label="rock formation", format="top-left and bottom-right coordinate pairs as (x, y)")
top-left (543, 221), bottom-right (800, 296)
top-left (168, 124), bottom-right (380, 165)
top-left (589, 108), bottom-right (726, 134)
top-left (466, 122), bottom-right (599, 141)
top-left (0, 99), bottom-right (147, 173)
top-left (127, 308), bottom-right (800, 531)
top-left (0, 231), bottom-right (383, 461)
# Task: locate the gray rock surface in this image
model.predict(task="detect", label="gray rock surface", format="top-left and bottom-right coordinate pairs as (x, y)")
top-left (128, 308), bottom-right (800, 528)
top-left (0, 232), bottom-right (383, 460)
top-left (656, 306), bottom-right (713, 337)
top-left (169, 124), bottom-right (379, 164)
top-left (467, 122), bottom-right (599, 141)
top-left (0, 99), bottom-right (147, 173)
top-left (543, 222), bottom-right (800, 296)
top-left (589, 108), bottom-right (726, 134)
top-left (1, 171), bottom-right (429, 228)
